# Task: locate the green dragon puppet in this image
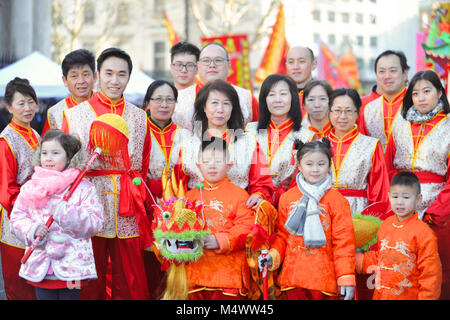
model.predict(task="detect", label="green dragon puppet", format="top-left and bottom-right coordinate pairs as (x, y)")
top-left (152, 169), bottom-right (210, 300)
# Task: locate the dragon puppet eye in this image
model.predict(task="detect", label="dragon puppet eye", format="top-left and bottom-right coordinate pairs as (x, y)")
top-left (162, 211), bottom-right (171, 220)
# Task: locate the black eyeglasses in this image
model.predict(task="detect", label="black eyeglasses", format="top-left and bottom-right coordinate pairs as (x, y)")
top-left (172, 62), bottom-right (197, 72)
top-left (150, 97), bottom-right (176, 105)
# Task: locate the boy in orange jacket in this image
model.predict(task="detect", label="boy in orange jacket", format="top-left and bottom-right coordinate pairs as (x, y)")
top-left (356, 172), bottom-right (442, 299)
top-left (185, 137), bottom-right (254, 300)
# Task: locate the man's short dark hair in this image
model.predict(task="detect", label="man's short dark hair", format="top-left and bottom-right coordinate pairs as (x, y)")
top-left (374, 50), bottom-right (409, 73)
top-left (390, 171), bottom-right (421, 195)
top-left (97, 47), bottom-right (133, 76)
top-left (61, 49), bottom-right (95, 78)
top-left (170, 41), bottom-right (201, 62)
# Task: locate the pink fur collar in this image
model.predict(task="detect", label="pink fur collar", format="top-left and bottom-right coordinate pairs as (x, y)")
top-left (20, 167), bottom-right (80, 209)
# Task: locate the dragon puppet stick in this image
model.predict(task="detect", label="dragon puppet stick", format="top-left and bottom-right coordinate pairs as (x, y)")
top-left (21, 113), bottom-right (130, 264)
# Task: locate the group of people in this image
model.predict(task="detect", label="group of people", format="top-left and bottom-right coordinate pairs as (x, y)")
top-left (0, 39), bottom-right (448, 301)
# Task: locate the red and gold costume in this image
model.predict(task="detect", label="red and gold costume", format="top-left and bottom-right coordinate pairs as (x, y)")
top-left (246, 119), bottom-right (315, 205)
top-left (0, 119), bottom-right (39, 299)
top-left (145, 119), bottom-right (193, 299)
top-left (178, 129), bottom-right (274, 203)
top-left (186, 177), bottom-right (254, 299)
top-left (359, 87), bottom-right (406, 151)
top-left (41, 95), bottom-right (82, 136)
top-left (327, 127), bottom-right (390, 215)
top-left (301, 117), bottom-right (332, 139)
top-left (385, 111), bottom-right (450, 299)
top-left (61, 91), bottom-right (152, 300)
top-left (356, 213), bottom-right (442, 300)
top-left (172, 83), bottom-right (259, 131)
top-left (269, 187), bottom-right (356, 298)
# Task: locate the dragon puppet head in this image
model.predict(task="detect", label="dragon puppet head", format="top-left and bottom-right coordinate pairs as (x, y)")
top-left (152, 169), bottom-right (210, 265)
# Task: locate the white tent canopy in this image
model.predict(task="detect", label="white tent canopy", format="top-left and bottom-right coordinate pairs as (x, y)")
top-left (0, 51), bottom-right (69, 98)
top-left (0, 51), bottom-right (154, 103)
top-left (124, 69), bottom-right (154, 106)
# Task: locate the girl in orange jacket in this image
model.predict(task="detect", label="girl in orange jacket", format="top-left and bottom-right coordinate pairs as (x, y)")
top-left (260, 139), bottom-right (356, 300)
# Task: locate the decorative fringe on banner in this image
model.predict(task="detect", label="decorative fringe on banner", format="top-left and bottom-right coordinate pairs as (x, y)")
top-left (88, 113), bottom-right (130, 168)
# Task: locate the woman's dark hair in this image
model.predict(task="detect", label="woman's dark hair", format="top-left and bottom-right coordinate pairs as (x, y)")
top-left (294, 138), bottom-right (332, 166)
top-left (142, 80), bottom-right (178, 112)
top-left (193, 79), bottom-right (244, 139)
top-left (257, 74), bottom-right (302, 131)
top-left (41, 130), bottom-right (82, 162)
top-left (402, 70), bottom-right (450, 119)
top-left (302, 80), bottom-right (333, 105)
top-left (4, 77), bottom-right (38, 106)
top-left (329, 88), bottom-right (362, 115)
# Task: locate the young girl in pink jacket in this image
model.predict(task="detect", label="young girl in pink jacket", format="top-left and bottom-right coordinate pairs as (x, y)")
top-left (10, 130), bottom-right (104, 300)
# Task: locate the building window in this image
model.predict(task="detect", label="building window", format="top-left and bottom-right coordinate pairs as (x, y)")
top-left (84, 1), bottom-right (95, 25)
top-left (328, 34), bottom-right (336, 45)
top-left (356, 13), bottom-right (363, 24)
top-left (205, 4), bottom-right (213, 20)
top-left (117, 2), bottom-right (128, 25)
top-left (154, 41), bottom-right (165, 71)
top-left (342, 13), bottom-right (350, 23)
top-left (328, 11), bottom-right (335, 23)
top-left (356, 36), bottom-right (364, 46)
top-left (356, 57), bottom-right (365, 70)
top-left (313, 33), bottom-right (321, 43)
top-left (154, 0), bottom-right (164, 13)
top-left (312, 10), bottom-right (321, 22)
top-left (369, 14), bottom-right (377, 24)
top-left (370, 36), bottom-right (378, 48)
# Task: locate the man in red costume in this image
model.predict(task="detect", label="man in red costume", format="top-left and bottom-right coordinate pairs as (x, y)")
top-left (172, 42), bottom-right (259, 131)
top-left (359, 50), bottom-right (409, 151)
top-left (41, 49), bottom-right (96, 136)
top-left (286, 46), bottom-right (317, 119)
top-left (61, 48), bottom-right (152, 300)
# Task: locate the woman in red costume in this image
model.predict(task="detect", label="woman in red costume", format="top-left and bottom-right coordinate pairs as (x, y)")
top-left (385, 70), bottom-right (450, 299)
top-left (0, 78), bottom-right (40, 299)
top-left (246, 74), bottom-right (315, 206)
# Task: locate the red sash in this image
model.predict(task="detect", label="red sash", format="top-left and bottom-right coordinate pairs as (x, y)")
top-left (86, 169), bottom-right (153, 249)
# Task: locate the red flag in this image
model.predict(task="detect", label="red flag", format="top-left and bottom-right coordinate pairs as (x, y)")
top-left (163, 10), bottom-right (180, 46)
top-left (317, 41), bottom-right (361, 90)
top-left (254, 2), bottom-right (289, 83)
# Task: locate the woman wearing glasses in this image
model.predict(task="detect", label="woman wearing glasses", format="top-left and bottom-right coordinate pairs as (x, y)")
top-left (142, 80), bottom-right (193, 299)
top-left (326, 88), bottom-right (390, 217)
top-left (246, 74), bottom-right (315, 206)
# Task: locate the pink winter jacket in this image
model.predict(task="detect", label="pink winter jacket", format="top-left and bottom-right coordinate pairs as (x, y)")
top-left (10, 179), bottom-right (104, 283)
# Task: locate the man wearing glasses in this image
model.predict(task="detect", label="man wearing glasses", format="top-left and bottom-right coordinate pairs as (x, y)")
top-left (170, 42), bottom-right (201, 129)
top-left (173, 42), bottom-right (259, 131)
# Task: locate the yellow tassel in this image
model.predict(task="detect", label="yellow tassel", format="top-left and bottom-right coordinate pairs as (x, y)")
top-left (162, 264), bottom-right (188, 300)
top-left (162, 168), bottom-right (175, 200)
top-left (88, 114), bottom-right (130, 168)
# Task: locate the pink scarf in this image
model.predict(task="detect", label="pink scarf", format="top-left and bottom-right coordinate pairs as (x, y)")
top-left (20, 166), bottom-right (80, 209)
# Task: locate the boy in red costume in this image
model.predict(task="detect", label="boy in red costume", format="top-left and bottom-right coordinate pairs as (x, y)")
top-left (356, 172), bottom-right (442, 300)
top-left (185, 138), bottom-right (254, 299)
